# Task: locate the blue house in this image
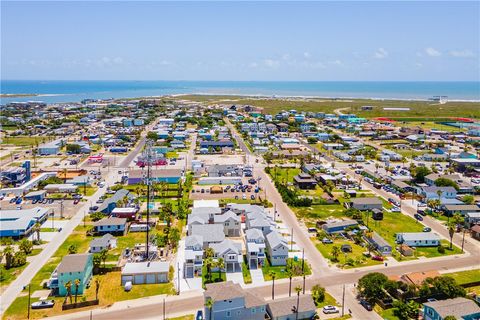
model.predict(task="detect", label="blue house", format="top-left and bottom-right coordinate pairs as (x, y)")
top-left (49, 254), bottom-right (93, 296)
top-left (423, 297), bottom-right (480, 320)
top-left (97, 189), bottom-right (130, 214)
top-left (38, 139), bottom-right (64, 155)
top-left (200, 141), bottom-right (234, 149)
top-left (93, 217), bottom-right (127, 235)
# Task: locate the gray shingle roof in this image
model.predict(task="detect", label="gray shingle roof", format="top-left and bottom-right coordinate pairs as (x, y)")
top-left (57, 254), bottom-right (91, 273)
top-left (424, 297), bottom-right (480, 319)
top-left (267, 295), bottom-right (316, 317)
top-left (191, 224), bottom-right (225, 243)
top-left (266, 231), bottom-right (287, 249)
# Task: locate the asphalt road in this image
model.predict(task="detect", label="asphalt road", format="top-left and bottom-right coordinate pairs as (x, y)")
top-left (16, 119), bottom-right (480, 320)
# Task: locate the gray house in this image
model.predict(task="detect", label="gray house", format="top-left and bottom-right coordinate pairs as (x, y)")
top-left (210, 239), bottom-right (242, 272)
top-left (204, 281), bottom-right (267, 320)
top-left (349, 197), bottom-right (383, 211)
top-left (396, 232), bottom-right (441, 247)
top-left (190, 224), bottom-right (225, 249)
top-left (365, 232), bottom-right (392, 255)
top-left (89, 233), bottom-right (117, 253)
top-left (265, 231), bottom-right (289, 266)
top-left (267, 294), bottom-right (317, 320)
top-left (214, 210), bottom-right (241, 237)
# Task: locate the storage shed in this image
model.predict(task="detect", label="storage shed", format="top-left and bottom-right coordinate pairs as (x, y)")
top-left (121, 261), bottom-right (170, 285)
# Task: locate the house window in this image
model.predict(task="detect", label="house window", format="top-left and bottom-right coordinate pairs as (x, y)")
top-left (226, 311), bottom-right (231, 317)
top-left (251, 308), bottom-right (256, 314)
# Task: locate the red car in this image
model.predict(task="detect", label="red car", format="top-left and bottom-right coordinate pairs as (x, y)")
top-left (372, 255), bottom-right (384, 261)
top-left (73, 199), bottom-right (80, 205)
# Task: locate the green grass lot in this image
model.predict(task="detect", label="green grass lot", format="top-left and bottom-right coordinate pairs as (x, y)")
top-left (1, 136), bottom-right (55, 146)
top-left (293, 204), bottom-right (345, 222)
top-left (262, 258), bottom-right (311, 281)
top-left (269, 167), bottom-right (301, 184)
top-left (0, 263), bottom-right (30, 288)
top-left (165, 151), bottom-right (179, 158)
top-left (314, 239), bottom-right (383, 269)
top-left (169, 316), bottom-right (194, 320)
top-left (445, 269), bottom-right (480, 285)
top-left (4, 271), bottom-right (174, 320)
top-left (316, 292), bottom-right (339, 308)
top-left (386, 148), bottom-right (428, 159)
top-left (394, 121), bottom-right (466, 132)
top-left (328, 315), bottom-right (352, 320)
top-left (415, 240), bottom-right (462, 258)
top-left (375, 305), bottom-right (400, 320)
top-left (78, 186), bottom-right (98, 196)
top-left (173, 95), bottom-right (480, 119)
top-left (241, 262), bottom-right (252, 284)
top-left (4, 226), bottom-right (174, 320)
top-left (202, 266), bottom-right (226, 288)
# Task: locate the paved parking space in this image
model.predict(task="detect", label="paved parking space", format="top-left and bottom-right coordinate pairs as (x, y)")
top-left (249, 269), bottom-right (265, 285)
top-left (226, 271), bottom-right (245, 286)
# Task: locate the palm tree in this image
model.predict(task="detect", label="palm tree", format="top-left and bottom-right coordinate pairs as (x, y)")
top-left (269, 271), bottom-right (276, 300)
top-left (294, 285), bottom-right (303, 320)
top-left (74, 278), bottom-right (81, 304)
top-left (448, 222), bottom-right (455, 250)
top-left (216, 258), bottom-right (224, 279)
top-left (205, 257), bottom-right (214, 281)
top-left (331, 245), bottom-right (340, 262)
top-left (100, 249), bottom-right (108, 268)
top-left (205, 247), bottom-right (215, 259)
top-left (286, 268), bottom-right (293, 297)
top-left (33, 221), bottom-right (41, 243)
top-left (205, 297), bottom-right (214, 320)
top-left (65, 280), bottom-right (73, 304)
top-left (95, 277), bottom-right (100, 301)
top-left (3, 245), bottom-right (14, 269)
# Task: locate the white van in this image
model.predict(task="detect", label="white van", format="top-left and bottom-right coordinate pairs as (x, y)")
top-left (129, 224), bottom-right (150, 232)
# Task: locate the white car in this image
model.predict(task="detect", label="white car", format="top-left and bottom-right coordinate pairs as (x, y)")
top-left (322, 305), bottom-right (340, 314)
top-left (124, 281), bottom-right (132, 292)
top-left (391, 206), bottom-right (401, 212)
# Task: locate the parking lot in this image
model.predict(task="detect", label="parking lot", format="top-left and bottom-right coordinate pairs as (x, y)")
top-left (0, 197), bottom-right (83, 219)
top-left (190, 177), bottom-right (264, 200)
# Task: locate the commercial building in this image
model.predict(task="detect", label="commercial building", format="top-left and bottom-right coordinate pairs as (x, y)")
top-left (121, 261), bottom-right (170, 285)
top-left (0, 207), bottom-right (50, 238)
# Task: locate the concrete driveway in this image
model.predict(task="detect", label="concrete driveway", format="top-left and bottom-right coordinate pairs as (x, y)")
top-left (249, 268), bottom-right (265, 286)
top-left (226, 271), bottom-right (245, 286)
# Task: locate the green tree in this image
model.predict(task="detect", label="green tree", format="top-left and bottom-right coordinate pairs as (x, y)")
top-left (393, 300), bottom-right (420, 320)
top-left (444, 316), bottom-right (457, 320)
top-left (66, 144), bottom-right (81, 154)
top-left (168, 228), bottom-right (181, 248)
top-left (330, 245), bottom-right (340, 262)
top-left (12, 251), bottom-right (26, 267)
top-left (434, 178), bottom-right (459, 191)
top-left (100, 249), bottom-right (108, 268)
top-left (461, 194), bottom-right (474, 205)
top-left (414, 166), bottom-right (431, 183)
top-left (74, 278), bottom-right (81, 304)
top-left (90, 212), bottom-right (104, 222)
top-left (358, 272), bottom-right (390, 303)
top-left (65, 280), bottom-right (73, 304)
top-left (3, 245), bottom-right (14, 269)
top-left (294, 285), bottom-right (303, 320)
top-left (33, 221), bottom-right (42, 243)
top-left (448, 222), bottom-right (455, 250)
top-left (216, 258), bottom-right (224, 279)
top-left (205, 257), bottom-right (214, 281)
top-left (205, 297), bottom-right (214, 320)
top-left (18, 239), bottom-right (33, 255)
top-left (68, 244), bottom-right (78, 254)
top-left (311, 284), bottom-right (326, 305)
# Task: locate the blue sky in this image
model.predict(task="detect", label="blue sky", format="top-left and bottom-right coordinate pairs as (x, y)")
top-left (1, 1), bottom-right (479, 81)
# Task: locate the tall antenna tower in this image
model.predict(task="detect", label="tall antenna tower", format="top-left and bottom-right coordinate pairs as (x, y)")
top-left (144, 139), bottom-right (154, 259)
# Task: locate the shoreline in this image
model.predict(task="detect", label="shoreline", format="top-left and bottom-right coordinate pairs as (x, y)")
top-left (1, 91), bottom-right (479, 103)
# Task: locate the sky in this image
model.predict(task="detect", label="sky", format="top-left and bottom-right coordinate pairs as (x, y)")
top-left (1, 1), bottom-right (479, 81)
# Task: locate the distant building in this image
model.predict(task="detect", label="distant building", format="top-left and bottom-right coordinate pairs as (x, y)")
top-left (396, 232), bottom-right (440, 247)
top-left (38, 139), bottom-right (64, 155)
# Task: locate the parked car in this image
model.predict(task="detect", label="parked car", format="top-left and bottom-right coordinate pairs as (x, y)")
top-left (417, 209), bottom-right (426, 216)
top-left (73, 199), bottom-right (80, 205)
top-left (196, 310), bottom-right (204, 320)
top-left (414, 213), bottom-right (424, 221)
top-left (15, 198), bottom-right (23, 205)
top-left (360, 300), bottom-right (373, 311)
top-left (322, 238), bottom-right (333, 244)
top-left (9, 197), bottom-right (17, 203)
top-left (322, 305), bottom-right (339, 314)
top-left (31, 300), bottom-right (55, 309)
top-left (250, 194), bottom-right (255, 200)
top-left (391, 206), bottom-right (400, 212)
top-left (423, 227), bottom-right (432, 232)
top-left (89, 206), bottom-right (99, 211)
top-left (372, 255), bottom-right (384, 261)
top-left (124, 281), bottom-right (132, 292)
top-left (242, 194), bottom-right (247, 200)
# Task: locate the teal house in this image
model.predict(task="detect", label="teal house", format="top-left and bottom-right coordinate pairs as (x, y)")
top-left (423, 297), bottom-right (480, 320)
top-left (49, 254), bottom-right (93, 296)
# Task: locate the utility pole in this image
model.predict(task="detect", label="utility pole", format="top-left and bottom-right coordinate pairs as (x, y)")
top-left (177, 262), bottom-right (180, 295)
top-left (461, 226), bottom-right (466, 253)
top-left (341, 284), bottom-right (345, 317)
top-left (27, 284), bottom-right (31, 319)
top-left (290, 228), bottom-right (294, 251)
top-left (163, 298), bottom-right (166, 320)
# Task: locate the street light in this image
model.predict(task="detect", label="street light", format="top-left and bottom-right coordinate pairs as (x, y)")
top-left (24, 284), bottom-right (31, 319)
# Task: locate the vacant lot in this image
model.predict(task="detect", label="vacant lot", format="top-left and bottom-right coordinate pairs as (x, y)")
top-left (1, 136), bottom-right (55, 146)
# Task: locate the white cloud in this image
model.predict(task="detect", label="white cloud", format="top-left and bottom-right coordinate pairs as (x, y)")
top-left (373, 48), bottom-right (388, 59)
top-left (264, 59), bottom-right (280, 68)
top-left (303, 52), bottom-right (311, 59)
top-left (425, 47), bottom-right (441, 57)
top-left (281, 53), bottom-right (291, 61)
top-left (449, 50), bottom-right (475, 58)
top-left (329, 59), bottom-right (343, 66)
top-left (248, 62), bottom-right (258, 68)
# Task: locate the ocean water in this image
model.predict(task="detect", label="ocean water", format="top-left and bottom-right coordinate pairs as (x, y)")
top-left (1, 80), bottom-right (479, 104)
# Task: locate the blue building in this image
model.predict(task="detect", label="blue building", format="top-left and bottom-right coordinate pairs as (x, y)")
top-left (49, 254), bottom-right (93, 297)
top-left (322, 219), bottom-right (358, 234)
top-left (97, 189), bottom-right (130, 214)
top-left (0, 208), bottom-right (49, 238)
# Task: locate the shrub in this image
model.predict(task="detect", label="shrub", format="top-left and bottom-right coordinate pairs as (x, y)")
top-left (438, 246), bottom-right (445, 254)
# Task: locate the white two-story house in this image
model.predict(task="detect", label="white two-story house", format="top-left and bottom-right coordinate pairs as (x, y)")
top-left (245, 228), bottom-right (266, 269)
top-left (184, 235), bottom-right (204, 278)
top-left (209, 239), bottom-right (242, 273)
